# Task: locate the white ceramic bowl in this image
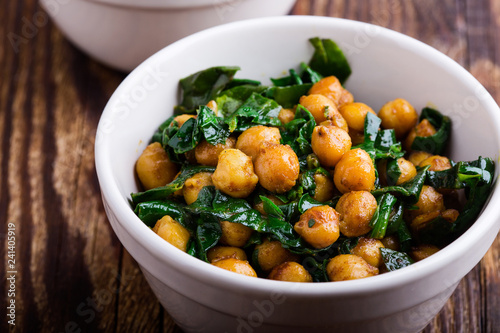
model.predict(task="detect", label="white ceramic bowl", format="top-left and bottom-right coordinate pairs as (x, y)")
top-left (94, 16), bottom-right (500, 332)
top-left (40, 0), bottom-right (296, 72)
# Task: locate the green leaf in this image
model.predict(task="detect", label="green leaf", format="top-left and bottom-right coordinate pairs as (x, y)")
top-left (298, 194), bottom-right (324, 214)
top-left (369, 193), bottom-right (398, 239)
top-left (267, 83), bottom-right (313, 108)
top-left (308, 37), bottom-right (352, 84)
top-left (386, 158), bottom-right (402, 186)
top-left (195, 213), bottom-right (221, 262)
top-left (259, 196), bottom-right (285, 219)
top-left (197, 105), bottom-right (230, 145)
top-left (134, 200), bottom-right (190, 229)
top-left (411, 107), bottom-right (451, 155)
top-left (380, 248), bottom-right (414, 271)
top-left (338, 237), bottom-right (359, 254)
top-left (225, 93), bottom-right (282, 132)
top-left (372, 165), bottom-right (430, 204)
top-left (167, 117), bottom-right (201, 154)
top-left (216, 84), bottom-right (269, 118)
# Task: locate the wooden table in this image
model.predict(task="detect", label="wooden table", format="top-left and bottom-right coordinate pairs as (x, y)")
top-left (1, 0), bottom-right (499, 332)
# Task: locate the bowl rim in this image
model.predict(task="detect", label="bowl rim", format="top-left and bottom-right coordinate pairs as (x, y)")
top-left (95, 15), bottom-right (500, 298)
top-left (83, 0), bottom-right (290, 10)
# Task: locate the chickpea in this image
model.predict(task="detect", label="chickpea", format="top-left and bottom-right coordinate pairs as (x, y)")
top-left (212, 149), bottom-right (259, 198)
top-left (308, 76), bottom-right (344, 106)
top-left (408, 151), bottom-right (432, 167)
top-left (334, 148), bottom-right (376, 193)
top-left (411, 211), bottom-right (441, 232)
top-left (136, 142), bottom-right (179, 190)
top-left (326, 254), bottom-right (379, 281)
top-left (152, 215), bottom-right (190, 252)
top-left (311, 124), bottom-right (352, 168)
top-left (254, 143), bottom-right (300, 193)
top-left (313, 173), bottom-right (335, 202)
top-left (254, 195), bottom-right (284, 215)
top-left (336, 191), bottom-right (377, 237)
top-left (381, 235), bottom-right (400, 251)
top-left (206, 100), bottom-right (218, 114)
top-left (183, 172), bottom-right (213, 205)
top-left (173, 114), bottom-right (196, 127)
top-left (255, 240), bottom-right (299, 272)
top-left (378, 158), bottom-right (416, 186)
top-left (219, 221), bottom-right (253, 247)
top-left (378, 98), bottom-right (418, 138)
top-left (294, 205), bottom-right (340, 249)
top-left (207, 246), bottom-right (247, 263)
top-left (348, 128), bottom-right (365, 146)
top-left (235, 125), bottom-right (281, 161)
top-left (419, 155), bottom-right (452, 171)
top-left (338, 88), bottom-right (354, 108)
top-left (351, 237), bottom-right (385, 268)
top-left (212, 258), bottom-right (257, 277)
top-left (404, 119), bottom-right (437, 151)
top-left (409, 244), bottom-right (440, 262)
top-left (441, 209), bottom-right (459, 223)
top-left (278, 108), bottom-right (295, 125)
top-left (299, 94), bottom-right (348, 131)
top-left (412, 185), bottom-right (445, 217)
top-left (195, 137), bottom-right (236, 166)
top-left (268, 262), bottom-right (313, 282)
top-left (339, 102), bottom-right (377, 132)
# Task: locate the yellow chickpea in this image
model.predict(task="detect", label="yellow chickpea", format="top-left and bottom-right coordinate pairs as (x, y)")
top-left (311, 124), bottom-right (352, 168)
top-left (278, 108), bottom-right (296, 125)
top-left (173, 114), bottom-right (196, 127)
top-left (294, 205), bottom-right (340, 249)
top-left (268, 262), bottom-right (313, 282)
top-left (412, 185), bottom-right (445, 217)
top-left (408, 151), bottom-right (432, 167)
top-left (195, 137), bottom-right (237, 166)
top-left (381, 235), bottom-right (400, 251)
top-left (411, 211), bottom-right (441, 232)
top-left (183, 172), bottom-right (213, 205)
top-left (396, 158), bottom-right (417, 184)
top-left (152, 215), bottom-right (191, 252)
top-left (211, 149), bottom-right (259, 198)
top-left (348, 128), bottom-right (365, 145)
top-left (419, 155), bottom-right (452, 171)
top-left (336, 191), bottom-right (377, 237)
top-left (378, 98), bottom-right (418, 138)
top-left (441, 209), bottom-right (459, 223)
top-left (235, 125), bottom-right (281, 161)
top-left (338, 102), bottom-right (377, 132)
top-left (254, 143), bottom-right (300, 193)
top-left (308, 76), bottom-right (344, 106)
top-left (313, 173), bottom-right (335, 202)
top-left (351, 237), bottom-right (385, 268)
top-left (338, 88), bottom-right (354, 108)
top-left (207, 246), bottom-right (247, 263)
top-left (219, 221), bottom-right (253, 247)
top-left (255, 239), bottom-right (299, 272)
top-left (404, 119), bottom-right (437, 151)
top-left (326, 254), bottom-right (379, 281)
top-left (299, 94), bottom-right (348, 131)
top-left (254, 195), bottom-right (285, 215)
top-left (409, 244), bottom-right (440, 262)
top-left (212, 258), bottom-right (257, 277)
top-left (334, 148), bottom-right (376, 194)
top-left (136, 142), bottom-right (179, 190)
top-left (206, 100), bottom-right (218, 114)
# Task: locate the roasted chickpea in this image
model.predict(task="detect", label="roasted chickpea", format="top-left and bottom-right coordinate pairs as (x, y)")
top-left (173, 114), bottom-right (196, 127)
top-left (408, 151), bottom-right (432, 167)
top-left (404, 119), bottom-right (437, 151)
top-left (212, 258), bottom-right (257, 277)
top-left (195, 137), bottom-right (236, 166)
top-left (278, 108), bottom-right (295, 125)
top-left (313, 173), bottom-right (335, 202)
top-left (299, 94), bottom-right (348, 131)
top-left (219, 221), bottom-right (253, 247)
top-left (183, 172), bottom-right (213, 205)
top-left (235, 125), bottom-right (281, 161)
top-left (409, 244), bottom-right (440, 262)
top-left (294, 205), bottom-right (340, 249)
top-left (207, 246), bottom-right (247, 263)
top-left (441, 209), bottom-right (459, 223)
top-left (212, 149), bottom-right (259, 198)
top-left (411, 211), bottom-right (441, 232)
top-left (348, 128), bottom-right (365, 145)
top-left (351, 237), bottom-right (385, 268)
top-left (334, 148), bottom-right (376, 193)
top-left (311, 124), bottom-right (352, 168)
top-left (254, 143), bottom-right (300, 193)
top-left (206, 100), bottom-right (218, 114)
top-left (326, 254), bottom-right (379, 281)
top-left (268, 262), bottom-right (313, 282)
top-left (339, 102), bottom-right (377, 132)
top-left (396, 158), bottom-right (417, 184)
top-left (136, 142), bottom-right (179, 190)
top-left (308, 76), bottom-right (344, 106)
top-left (152, 215), bottom-right (190, 252)
top-left (412, 185), bottom-right (445, 217)
top-left (254, 195), bottom-right (285, 215)
top-left (255, 239), bottom-right (299, 272)
top-left (378, 98), bottom-right (418, 138)
top-left (338, 88), bottom-right (354, 108)
top-left (336, 191), bottom-right (377, 237)
top-left (381, 235), bottom-right (400, 251)
top-left (419, 155), bottom-right (452, 171)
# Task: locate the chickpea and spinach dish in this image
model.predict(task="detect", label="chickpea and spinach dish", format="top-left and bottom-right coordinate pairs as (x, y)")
top-left (131, 38), bottom-right (494, 282)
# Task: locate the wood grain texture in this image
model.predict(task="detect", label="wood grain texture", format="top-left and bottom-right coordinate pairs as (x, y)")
top-left (0, 0), bottom-right (498, 332)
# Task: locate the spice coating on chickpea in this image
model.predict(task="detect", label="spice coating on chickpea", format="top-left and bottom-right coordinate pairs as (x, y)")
top-left (311, 124), bottom-right (352, 168)
top-left (336, 191), bottom-right (377, 237)
top-left (313, 173), bottom-right (335, 202)
top-left (195, 137), bottom-right (236, 166)
top-left (409, 244), bottom-right (440, 262)
top-left (339, 102), bottom-right (377, 132)
top-left (299, 94), bottom-right (348, 131)
top-left (136, 142), bottom-right (179, 190)
top-left (396, 157), bottom-right (417, 185)
top-left (211, 149), bottom-right (259, 198)
top-left (219, 221), bottom-right (253, 247)
top-left (408, 151), bottom-right (432, 167)
top-left (173, 114), bottom-right (196, 127)
top-left (308, 76), bottom-right (344, 106)
top-left (338, 88), bottom-right (354, 108)
top-left (334, 148), bottom-right (376, 193)
top-left (412, 185), bottom-right (445, 217)
top-left (152, 215), bottom-right (191, 252)
top-left (278, 108), bottom-right (296, 125)
top-left (378, 98), bottom-right (418, 138)
top-left (207, 246), bottom-right (247, 263)
top-left (183, 172), bottom-right (213, 205)
top-left (254, 143), bottom-right (300, 193)
top-left (327, 254), bottom-right (379, 281)
top-left (419, 155), bottom-right (452, 171)
top-left (268, 262), bottom-right (313, 282)
top-left (212, 258), bottom-right (257, 277)
top-left (404, 118), bottom-right (437, 151)
top-left (235, 125), bottom-right (281, 161)
top-left (294, 205), bottom-right (340, 249)
top-left (351, 237), bottom-right (385, 268)
top-left (255, 240), bottom-right (299, 272)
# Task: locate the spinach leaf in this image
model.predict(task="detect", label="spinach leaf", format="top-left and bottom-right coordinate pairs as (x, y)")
top-left (134, 200), bottom-right (189, 229)
top-left (369, 193), bottom-right (398, 239)
top-left (197, 105), bottom-right (230, 145)
top-left (224, 78), bottom-right (261, 89)
top-left (216, 84), bottom-right (269, 118)
top-left (380, 248), bottom-right (414, 271)
top-left (225, 93), bottom-right (282, 132)
top-left (302, 257), bottom-right (330, 282)
top-left (385, 158), bottom-right (402, 186)
top-left (194, 213), bottom-right (221, 262)
top-left (338, 237), bottom-right (359, 254)
top-left (259, 196), bottom-right (285, 219)
top-left (298, 194), bottom-right (325, 214)
top-left (411, 107), bottom-right (451, 155)
top-left (280, 104), bottom-right (316, 157)
top-left (308, 37), bottom-right (352, 84)
top-left (167, 117), bottom-right (201, 154)
top-left (267, 83), bottom-right (313, 108)
top-left (372, 165), bottom-right (430, 204)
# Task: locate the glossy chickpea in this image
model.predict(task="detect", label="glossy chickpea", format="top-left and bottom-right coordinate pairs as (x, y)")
top-left (311, 123), bottom-right (352, 168)
top-left (351, 237), bottom-right (385, 268)
top-left (308, 76), bottom-right (344, 106)
top-left (419, 155), bottom-right (452, 171)
top-left (334, 148), bottom-right (376, 194)
top-left (412, 185), bottom-right (445, 217)
top-left (378, 98), bottom-right (418, 138)
top-left (278, 108), bottom-right (295, 125)
top-left (255, 239), bottom-right (299, 272)
top-left (299, 94), bottom-right (348, 131)
top-left (313, 173), bottom-right (335, 202)
top-left (348, 128), bottom-right (365, 145)
top-left (206, 100), bottom-right (218, 114)
top-left (408, 151), bottom-right (432, 167)
top-left (326, 254), bottom-right (379, 281)
top-left (219, 221), bottom-right (253, 247)
top-left (336, 191), bottom-right (377, 237)
top-left (212, 258), bottom-right (257, 277)
top-left (441, 209), bottom-right (459, 223)
top-left (396, 158), bottom-right (417, 184)
top-left (254, 143), bottom-right (300, 193)
top-left (381, 235), bottom-right (400, 251)
top-left (207, 246), bottom-right (247, 263)
top-left (409, 244), bottom-right (440, 262)
top-left (411, 211), bottom-right (441, 232)
top-left (235, 125), bottom-right (281, 161)
top-left (152, 215), bottom-right (190, 252)
top-left (339, 102), bottom-right (377, 132)
top-left (136, 142), bottom-right (179, 190)
top-left (212, 149), bottom-right (259, 198)
top-left (195, 137), bottom-right (236, 166)
top-left (173, 114), bottom-right (196, 127)
top-left (338, 88), bottom-right (354, 108)
top-left (183, 172), bottom-right (213, 205)
top-left (294, 205), bottom-right (340, 249)
top-left (404, 119), bottom-right (437, 151)
top-left (268, 262), bottom-right (313, 282)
